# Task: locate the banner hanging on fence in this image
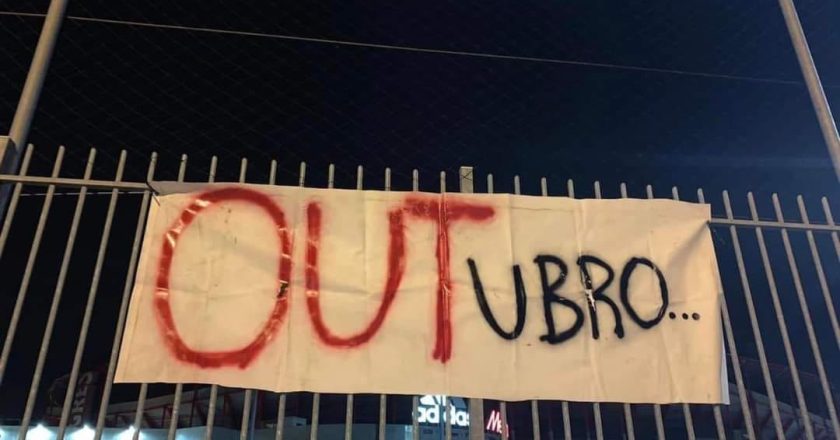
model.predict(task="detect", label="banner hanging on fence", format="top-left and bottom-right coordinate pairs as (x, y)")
top-left (116, 182), bottom-right (726, 404)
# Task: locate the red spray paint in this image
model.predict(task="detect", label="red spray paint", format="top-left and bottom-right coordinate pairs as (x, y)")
top-left (157, 188), bottom-right (493, 368)
top-left (305, 195), bottom-right (493, 363)
top-left (304, 203), bottom-right (407, 347)
top-left (155, 187), bottom-right (292, 368)
top-left (402, 196), bottom-right (495, 362)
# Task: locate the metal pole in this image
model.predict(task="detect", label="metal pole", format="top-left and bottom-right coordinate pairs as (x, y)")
top-left (777, 0), bottom-right (840, 181)
top-left (0, 0), bottom-right (69, 225)
top-left (2, 0), bottom-right (68, 172)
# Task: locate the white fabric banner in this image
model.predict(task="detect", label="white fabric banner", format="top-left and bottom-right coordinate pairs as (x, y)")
top-left (115, 182), bottom-right (726, 404)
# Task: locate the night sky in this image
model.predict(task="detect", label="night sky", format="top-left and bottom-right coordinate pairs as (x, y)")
top-left (1, 0), bottom-right (840, 438)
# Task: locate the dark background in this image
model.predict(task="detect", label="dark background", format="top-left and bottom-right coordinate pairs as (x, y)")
top-left (1, 1), bottom-right (840, 438)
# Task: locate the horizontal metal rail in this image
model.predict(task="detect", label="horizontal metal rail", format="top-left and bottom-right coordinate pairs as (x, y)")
top-left (709, 217), bottom-right (840, 232)
top-left (1, 173), bottom-right (837, 233)
top-left (0, 173), bottom-right (150, 190)
top-left (1, 149), bottom-right (839, 440)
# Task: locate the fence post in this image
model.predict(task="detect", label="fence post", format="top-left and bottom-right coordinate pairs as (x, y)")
top-left (0, 0), bottom-right (69, 215)
top-left (777, 0), bottom-right (840, 181)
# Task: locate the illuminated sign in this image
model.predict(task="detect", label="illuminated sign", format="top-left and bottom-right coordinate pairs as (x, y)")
top-left (486, 410), bottom-right (509, 436)
top-left (417, 395), bottom-right (470, 427)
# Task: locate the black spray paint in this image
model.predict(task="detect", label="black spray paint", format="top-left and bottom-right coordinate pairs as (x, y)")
top-left (467, 258), bottom-right (526, 339)
top-left (467, 254), bottom-right (671, 344)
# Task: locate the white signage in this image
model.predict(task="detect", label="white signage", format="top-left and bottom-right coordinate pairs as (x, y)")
top-left (417, 395), bottom-right (470, 427)
top-left (486, 410), bottom-right (508, 436)
top-left (115, 183), bottom-right (726, 403)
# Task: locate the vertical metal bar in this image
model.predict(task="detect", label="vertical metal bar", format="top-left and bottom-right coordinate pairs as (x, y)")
top-left (167, 154), bottom-right (189, 440)
top-left (777, 0), bottom-right (840, 180)
top-left (410, 168), bottom-right (419, 440)
top-left (586, 181), bottom-right (604, 440)
top-left (299, 162), bottom-right (307, 187)
top-left (438, 172), bottom-right (454, 440)
top-left (721, 191), bottom-right (785, 439)
top-left (561, 402), bottom-right (571, 440)
top-left (94, 151), bottom-right (157, 440)
top-left (529, 401), bottom-right (540, 439)
top-left (342, 165), bottom-right (361, 440)
top-left (240, 390), bottom-right (254, 440)
top-left (310, 393), bottom-right (320, 440)
top-left (797, 196), bottom-right (840, 349)
top-left (746, 192), bottom-right (813, 439)
top-left (643, 185), bottom-right (667, 440)
top-left (275, 393), bottom-right (287, 440)
top-left (771, 194), bottom-right (839, 434)
top-left (0, 144), bottom-right (33, 256)
top-left (2, 0), bottom-right (69, 175)
top-left (209, 156), bottom-right (218, 184)
top-left (177, 153), bottom-right (187, 181)
top-left (132, 384), bottom-right (148, 437)
top-left (0, 0), bottom-right (67, 250)
top-left (267, 159), bottom-right (287, 440)
top-left (166, 385), bottom-right (183, 438)
top-left (380, 167), bottom-right (390, 440)
top-left (299, 160), bottom-right (317, 440)
top-left (187, 387), bottom-right (198, 428)
top-left (240, 157), bottom-right (248, 183)
top-left (204, 156), bottom-right (220, 440)
top-left (699, 189), bottom-right (751, 440)
top-left (445, 397), bottom-right (453, 440)
top-left (270, 159), bottom-right (278, 186)
top-left (378, 394), bottom-right (387, 440)
top-left (411, 396), bottom-right (419, 440)
top-left (459, 167), bottom-right (483, 440)
top-left (236, 157), bottom-right (256, 440)
top-left (499, 403), bottom-right (509, 440)
top-left (205, 385), bottom-right (219, 440)
top-left (58, 149), bottom-right (127, 438)
top-left (665, 187), bottom-right (697, 440)
top-left (691, 189), bottom-right (730, 440)
top-left (621, 406), bottom-right (635, 440)
top-left (344, 394), bottom-right (354, 440)
top-left (820, 198), bottom-right (840, 261)
top-left (406, 169), bottom-right (420, 440)
top-left (20, 149), bottom-right (96, 439)
top-left (713, 407), bottom-right (726, 440)
top-left (487, 173), bottom-right (511, 440)
top-left (0, 146), bottom-right (65, 385)
top-left (543, 179), bottom-right (571, 440)
top-left (617, 182), bottom-right (637, 440)
top-left (511, 175), bottom-right (538, 440)
top-left (301, 163), bottom-right (324, 440)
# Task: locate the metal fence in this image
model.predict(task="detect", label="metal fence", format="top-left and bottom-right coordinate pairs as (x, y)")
top-left (0, 142), bottom-right (837, 439)
top-left (2, 0), bottom-right (840, 439)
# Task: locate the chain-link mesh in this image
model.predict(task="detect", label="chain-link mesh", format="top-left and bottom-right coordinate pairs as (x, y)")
top-left (2, 1), bottom-right (839, 194)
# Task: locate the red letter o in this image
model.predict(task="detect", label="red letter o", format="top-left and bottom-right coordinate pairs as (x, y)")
top-left (155, 187), bottom-right (291, 368)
